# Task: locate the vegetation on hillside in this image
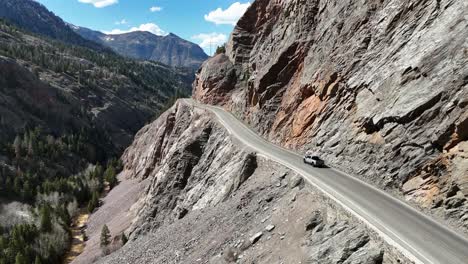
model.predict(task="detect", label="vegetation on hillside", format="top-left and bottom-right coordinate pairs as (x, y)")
top-left (0, 126), bottom-right (123, 263)
top-left (215, 44), bottom-right (226, 55)
top-left (100, 225), bottom-right (111, 255)
top-left (0, 19), bottom-right (184, 264)
top-left (0, 19), bottom-right (188, 98)
top-left (0, 0), bottom-right (108, 51)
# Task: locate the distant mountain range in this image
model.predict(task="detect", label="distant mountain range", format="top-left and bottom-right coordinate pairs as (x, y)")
top-left (0, 0), bottom-right (107, 51)
top-left (72, 26), bottom-right (209, 70)
top-left (0, 0), bottom-right (208, 70)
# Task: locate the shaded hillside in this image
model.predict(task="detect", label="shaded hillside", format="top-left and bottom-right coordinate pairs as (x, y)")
top-left (74, 26), bottom-right (209, 70)
top-left (0, 18), bottom-right (189, 264)
top-left (0, 20), bottom-right (190, 150)
top-left (193, 0), bottom-right (468, 231)
top-left (0, 0), bottom-right (106, 51)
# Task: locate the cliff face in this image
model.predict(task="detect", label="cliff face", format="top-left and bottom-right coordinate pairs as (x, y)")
top-left (91, 100), bottom-right (410, 264)
top-left (194, 0), bottom-right (468, 228)
top-left (120, 101), bottom-right (258, 236)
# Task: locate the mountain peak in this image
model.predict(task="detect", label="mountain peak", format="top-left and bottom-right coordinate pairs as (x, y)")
top-left (167, 33), bottom-right (179, 38)
top-left (74, 27), bottom-right (208, 69)
top-left (66, 23), bottom-right (80, 31)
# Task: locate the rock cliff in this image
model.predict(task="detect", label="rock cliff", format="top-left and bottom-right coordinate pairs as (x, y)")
top-left (193, 0), bottom-right (468, 231)
top-left (89, 100), bottom-right (410, 264)
top-left (70, 0), bottom-right (467, 262)
top-left (121, 101), bottom-right (258, 236)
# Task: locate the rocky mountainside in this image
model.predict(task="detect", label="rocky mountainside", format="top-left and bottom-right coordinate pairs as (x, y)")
top-left (0, 20), bottom-right (190, 152)
top-left (0, 0), bottom-right (106, 51)
top-left (74, 100), bottom-right (411, 264)
top-left (0, 17), bottom-right (190, 191)
top-left (64, 1), bottom-right (468, 262)
top-left (74, 26), bottom-right (209, 70)
top-left (194, 0), bottom-right (468, 230)
top-left (0, 16), bottom-right (191, 180)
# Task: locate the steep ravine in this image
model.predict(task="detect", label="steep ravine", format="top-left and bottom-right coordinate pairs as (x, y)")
top-left (193, 0), bottom-right (468, 232)
top-left (81, 100), bottom-right (411, 264)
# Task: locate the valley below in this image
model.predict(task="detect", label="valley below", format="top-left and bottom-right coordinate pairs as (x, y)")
top-left (63, 211), bottom-right (88, 264)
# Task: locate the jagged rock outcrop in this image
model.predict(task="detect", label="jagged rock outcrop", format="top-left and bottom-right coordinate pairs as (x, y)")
top-left (193, 0), bottom-right (468, 230)
top-left (121, 101), bottom-right (258, 236)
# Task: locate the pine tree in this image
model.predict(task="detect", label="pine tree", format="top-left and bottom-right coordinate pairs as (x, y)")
top-left (22, 133), bottom-right (29, 150)
top-left (13, 177), bottom-right (21, 196)
top-left (93, 164), bottom-right (103, 180)
top-left (215, 45), bottom-right (226, 54)
top-left (13, 136), bottom-right (22, 159)
top-left (22, 180), bottom-right (33, 202)
top-left (0, 236), bottom-right (6, 258)
top-left (87, 191), bottom-right (99, 213)
top-left (100, 225), bottom-right (110, 248)
top-left (27, 139), bottom-right (34, 156)
top-left (104, 165), bottom-right (117, 188)
top-left (15, 252), bottom-right (27, 264)
top-left (57, 205), bottom-right (71, 226)
top-left (121, 233), bottom-right (128, 245)
top-left (39, 206), bottom-right (52, 232)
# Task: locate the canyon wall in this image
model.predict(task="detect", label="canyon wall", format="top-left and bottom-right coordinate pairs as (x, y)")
top-left (94, 101), bottom-right (411, 264)
top-left (193, 0), bottom-right (468, 230)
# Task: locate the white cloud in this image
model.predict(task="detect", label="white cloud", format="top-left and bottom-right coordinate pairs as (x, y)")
top-left (78, 0), bottom-right (118, 8)
top-left (204, 2), bottom-right (251, 25)
top-left (104, 23), bottom-right (166, 36)
top-left (115, 19), bottom-right (128, 25)
top-left (192, 33), bottom-right (227, 54)
top-left (150, 6), bottom-right (162, 12)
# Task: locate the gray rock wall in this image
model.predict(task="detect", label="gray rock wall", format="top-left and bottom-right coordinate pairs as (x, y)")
top-left (121, 101), bottom-right (258, 237)
top-left (101, 100), bottom-right (412, 263)
top-left (193, 0), bottom-right (468, 231)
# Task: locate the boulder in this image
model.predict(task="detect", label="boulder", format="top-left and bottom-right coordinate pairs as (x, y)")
top-left (305, 211), bottom-right (323, 231)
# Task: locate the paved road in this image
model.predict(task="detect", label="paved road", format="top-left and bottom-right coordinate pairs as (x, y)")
top-left (188, 99), bottom-right (468, 264)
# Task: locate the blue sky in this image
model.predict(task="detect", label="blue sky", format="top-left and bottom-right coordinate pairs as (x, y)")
top-left (36, 0), bottom-right (251, 55)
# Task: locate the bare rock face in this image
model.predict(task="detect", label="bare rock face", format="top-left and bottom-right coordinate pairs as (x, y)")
top-left (193, 0), bottom-right (468, 230)
top-left (121, 101), bottom-right (258, 237)
top-left (306, 218), bottom-right (383, 264)
top-left (98, 100), bottom-right (411, 263)
top-left (193, 54), bottom-right (237, 105)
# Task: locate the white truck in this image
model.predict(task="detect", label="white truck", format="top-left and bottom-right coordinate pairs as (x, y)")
top-left (303, 151), bottom-right (325, 167)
